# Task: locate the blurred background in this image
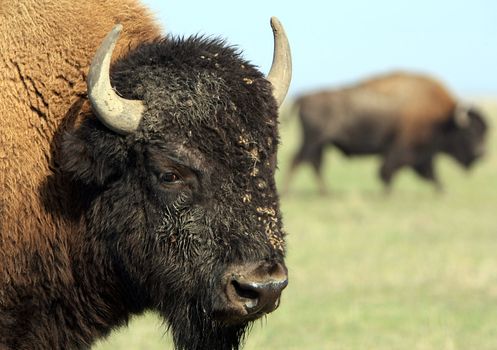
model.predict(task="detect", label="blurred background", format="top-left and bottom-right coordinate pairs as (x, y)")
top-left (139, 0), bottom-right (497, 97)
top-left (95, 1), bottom-right (497, 349)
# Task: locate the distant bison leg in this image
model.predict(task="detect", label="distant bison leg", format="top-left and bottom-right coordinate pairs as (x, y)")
top-left (309, 144), bottom-right (328, 195)
top-left (412, 157), bottom-right (443, 192)
top-left (282, 140), bottom-right (327, 195)
top-left (280, 148), bottom-right (303, 195)
top-left (379, 146), bottom-right (410, 191)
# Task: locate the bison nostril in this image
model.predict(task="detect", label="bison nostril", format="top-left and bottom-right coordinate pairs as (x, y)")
top-left (231, 280), bottom-right (260, 309)
top-left (232, 280), bottom-right (259, 300)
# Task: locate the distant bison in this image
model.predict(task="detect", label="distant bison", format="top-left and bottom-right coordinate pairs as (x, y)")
top-left (0, 1), bottom-right (292, 349)
top-left (284, 72), bottom-right (487, 194)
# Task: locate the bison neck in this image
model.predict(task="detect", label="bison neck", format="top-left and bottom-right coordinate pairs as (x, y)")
top-left (0, 1), bottom-right (161, 348)
top-left (0, 201), bottom-right (147, 350)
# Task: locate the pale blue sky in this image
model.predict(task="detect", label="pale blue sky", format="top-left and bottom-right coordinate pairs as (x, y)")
top-left (141, 0), bottom-right (496, 97)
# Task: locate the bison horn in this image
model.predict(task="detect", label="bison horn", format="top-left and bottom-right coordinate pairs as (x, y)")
top-left (454, 102), bottom-right (470, 128)
top-left (267, 17), bottom-right (292, 107)
top-left (87, 24), bottom-right (144, 135)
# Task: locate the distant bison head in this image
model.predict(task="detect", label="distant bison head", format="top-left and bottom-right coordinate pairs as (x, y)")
top-left (442, 105), bottom-right (488, 168)
top-left (61, 19), bottom-right (291, 350)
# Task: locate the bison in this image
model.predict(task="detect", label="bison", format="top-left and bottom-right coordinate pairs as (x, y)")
top-left (283, 72), bottom-right (487, 194)
top-left (0, 1), bottom-right (292, 349)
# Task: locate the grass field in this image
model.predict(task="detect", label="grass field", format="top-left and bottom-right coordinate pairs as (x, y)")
top-left (94, 99), bottom-right (497, 350)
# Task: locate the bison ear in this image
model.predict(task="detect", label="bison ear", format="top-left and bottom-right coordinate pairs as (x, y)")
top-left (60, 118), bottom-right (128, 186)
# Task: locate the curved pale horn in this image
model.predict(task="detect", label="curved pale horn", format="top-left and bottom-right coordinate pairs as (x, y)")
top-left (267, 17), bottom-right (292, 107)
top-left (454, 102), bottom-right (470, 128)
top-left (87, 24), bottom-right (144, 135)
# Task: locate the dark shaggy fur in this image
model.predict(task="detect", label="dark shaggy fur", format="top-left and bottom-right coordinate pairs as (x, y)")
top-left (1, 21), bottom-right (286, 350)
top-left (60, 37), bottom-right (286, 350)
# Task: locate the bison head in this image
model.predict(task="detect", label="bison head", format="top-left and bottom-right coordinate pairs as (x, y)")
top-left (61, 19), bottom-right (291, 350)
top-left (442, 104), bottom-right (487, 168)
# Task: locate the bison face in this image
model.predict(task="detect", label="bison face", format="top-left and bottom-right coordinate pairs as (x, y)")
top-left (443, 106), bottom-right (488, 168)
top-left (61, 21), bottom-right (291, 350)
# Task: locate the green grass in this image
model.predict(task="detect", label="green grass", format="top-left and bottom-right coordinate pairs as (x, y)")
top-left (94, 99), bottom-right (497, 350)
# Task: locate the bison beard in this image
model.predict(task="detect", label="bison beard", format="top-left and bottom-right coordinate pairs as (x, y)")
top-left (166, 303), bottom-right (248, 350)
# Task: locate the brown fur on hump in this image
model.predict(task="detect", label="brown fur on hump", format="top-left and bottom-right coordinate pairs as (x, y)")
top-left (0, 0), bottom-right (160, 291)
top-left (358, 71), bottom-right (457, 145)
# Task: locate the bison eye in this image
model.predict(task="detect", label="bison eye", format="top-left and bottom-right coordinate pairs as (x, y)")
top-left (159, 172), bottom-right (181, 183)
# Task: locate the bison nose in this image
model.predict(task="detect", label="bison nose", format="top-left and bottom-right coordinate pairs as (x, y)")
top-left (225, 262), bottom-right (288, 318)
top-left (231, 277), bottom-right (288, 313)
